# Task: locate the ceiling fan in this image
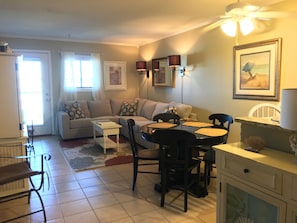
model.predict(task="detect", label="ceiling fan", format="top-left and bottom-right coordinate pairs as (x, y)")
top-left (205, 0), bottom-right (289, 36)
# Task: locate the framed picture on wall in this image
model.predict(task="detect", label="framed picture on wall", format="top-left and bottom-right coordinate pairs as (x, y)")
top-left (152, 57), bottom-right (175, 87)
top-left (233, 38), bottom-right (282, 101)
top-left (104, 61), bottom-right (127, 90)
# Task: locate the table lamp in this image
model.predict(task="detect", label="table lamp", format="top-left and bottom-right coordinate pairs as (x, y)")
top-left (280, 88), bottom-right (297, 159)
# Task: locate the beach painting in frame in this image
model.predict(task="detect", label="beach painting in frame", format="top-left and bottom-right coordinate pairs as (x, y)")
top-left (233, 38), bottom-right (282, 101)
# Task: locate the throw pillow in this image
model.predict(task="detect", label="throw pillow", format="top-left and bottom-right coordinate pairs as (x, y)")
top-left (169, 102), bottom-right (192, 119)
top-left (63, 101), bottom-right (86, 120)
top-left (120, 101), bottom-right (138, 116)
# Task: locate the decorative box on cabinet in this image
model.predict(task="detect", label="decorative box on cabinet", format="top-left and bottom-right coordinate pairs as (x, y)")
top-left (214, 142), bottom-right (297, 223)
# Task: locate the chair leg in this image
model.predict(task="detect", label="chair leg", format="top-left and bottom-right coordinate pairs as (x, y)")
top-left (184, 171), bottom-right (188, 212)
top-left (160, 149), bottom-right (167, 207)
top-left (160, 168), bottom-right (167, 207)
top-left (33, 189), bottom-right (47, 222)
top-left (132, 160), bottom-right (138, 191)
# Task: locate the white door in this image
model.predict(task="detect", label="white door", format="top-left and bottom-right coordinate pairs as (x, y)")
top-left (14, 50), bottom-right (52, 136)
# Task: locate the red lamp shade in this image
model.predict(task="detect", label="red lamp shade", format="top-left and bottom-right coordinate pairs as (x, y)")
top-left (153, 61), bottom-right (159, 71)
top-left (168, 55), bottom-right (181, 67)
top-left (136, 61), bottom-right (147, 71)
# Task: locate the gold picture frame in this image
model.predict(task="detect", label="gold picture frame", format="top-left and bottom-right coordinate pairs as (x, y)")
top-left (104, 61), bottom-right (127, 90)
top-left (233, 38), bottom-right (282, 101)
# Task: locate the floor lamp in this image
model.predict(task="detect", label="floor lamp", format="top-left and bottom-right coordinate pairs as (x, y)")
top-left (168, 55), bottom-right (186, 103)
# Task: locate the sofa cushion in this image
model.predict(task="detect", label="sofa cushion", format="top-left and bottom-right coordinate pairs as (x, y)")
top-left (140, 100), bottom-right (158, 120)
top-left (135, 98), bottom-right (147, 116)
top-left (70, 117), bottom-right (92, 128)
top-left (88, 100), bottom-right (112, 118)
top-left (63, 101), bottom-right (86, 120)
top-left (169, 101), bottom-right (192, 119)
top-left (120, 101), bottom-right (138, 116)
top-left (152, 102), bottom-right (169, 118)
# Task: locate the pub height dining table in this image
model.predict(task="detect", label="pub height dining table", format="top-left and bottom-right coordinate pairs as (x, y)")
top-left (141, 120), bottom-right (228, 198)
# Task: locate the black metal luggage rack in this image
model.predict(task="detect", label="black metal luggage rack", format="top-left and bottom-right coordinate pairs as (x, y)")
top-left (0, 143), bottom-right (51, 223)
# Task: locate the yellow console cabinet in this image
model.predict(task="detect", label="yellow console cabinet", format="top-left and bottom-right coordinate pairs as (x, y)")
top-left (214, 142), bottom-right (297, 223)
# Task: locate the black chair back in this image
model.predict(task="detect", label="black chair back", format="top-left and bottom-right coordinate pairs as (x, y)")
top-left (153, 128), bottom-right (198, 212)
top-left (209, 113), bottom-right (233, 143)
top-left (153, 113), bottom-right (180, 124)
top-left (153, 129), bottom-right (195, 162)
top-left (127, 119), bottom-right (138, 157)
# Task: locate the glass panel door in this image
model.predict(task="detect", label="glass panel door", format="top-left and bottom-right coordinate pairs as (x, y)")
top-left (221, 175), bottom-right (286, 223)
top-left (15, 50), bottom-right (52, 136)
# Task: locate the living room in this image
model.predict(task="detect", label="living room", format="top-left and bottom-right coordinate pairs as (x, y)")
top-left (1, 1), bottom-right (296, 145)
top-left (1, 0), bottom-right (297, 222)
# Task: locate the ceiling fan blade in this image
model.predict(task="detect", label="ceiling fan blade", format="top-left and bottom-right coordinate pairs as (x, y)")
top-left (250, 11), bottom-right (294, 19)
top-left (201, 15), bottom-right (231, 33)
top-left (203, 19), bottom-right (227, 33)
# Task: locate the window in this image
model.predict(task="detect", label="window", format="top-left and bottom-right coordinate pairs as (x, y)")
top-left (64, 54), bottom-right (93, 89)
top-left (60, 52), bottom-right (102, 101)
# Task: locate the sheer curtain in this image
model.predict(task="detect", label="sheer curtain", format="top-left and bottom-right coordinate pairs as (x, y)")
top-left (58, 51), bottom-right (105, 104)
top-left (90, 53), bottom-right (105, 100)
top-left (59, 52), bottom-right (77, 102)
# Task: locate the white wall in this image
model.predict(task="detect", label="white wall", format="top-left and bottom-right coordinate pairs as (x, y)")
top-left (138, 0), bottom-right (297, 143)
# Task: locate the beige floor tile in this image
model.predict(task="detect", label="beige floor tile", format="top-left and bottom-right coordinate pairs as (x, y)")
top-left (94, 204), bottom-right (130, 222)
top-left (58, 189), bottom-right (86, 204)
top-left (112, 189), bottom-right (140, 203)
top-left (60, 199), bottom-right (92, 217)
top-left (82, 184), bottom-right (110, 198)
top-left (47, 219), bottom-right (65, 223)
top-left (64, 211), bottom-right (99, 223)
top-left (54, 180), bottom-right (81, 193)
top-left (88, 193), bottom-right (118, 209)
top-left (75, 169), bottom-right (97, 180)
top-left (77, 176), bottom-right (102, 188)
top-left (132, 210), bottom-right (169, 223)
top-left (42, 204), bottom-right (64, 221)
top-left (121, 198), bottom-right (157, 216)
top-left (0, 136), bottom-right (217, 223)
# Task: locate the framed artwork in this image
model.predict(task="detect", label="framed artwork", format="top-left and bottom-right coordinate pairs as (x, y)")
top-left (104, 61), bottom-right (127, 90)
top-left (233, 38), bottom-right (282, 101)
top-left (152, 57), bottom-right (175, 87)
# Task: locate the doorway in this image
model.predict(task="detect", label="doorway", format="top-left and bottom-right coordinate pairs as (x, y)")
top-left (14, 50), bottom-right (53, 136)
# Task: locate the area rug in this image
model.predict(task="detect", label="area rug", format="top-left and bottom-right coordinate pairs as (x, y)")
top-left (60, 136), bottom-right (133, 171)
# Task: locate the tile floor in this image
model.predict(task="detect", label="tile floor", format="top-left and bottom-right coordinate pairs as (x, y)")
top-left (0, 136), bottom-right (217, 223)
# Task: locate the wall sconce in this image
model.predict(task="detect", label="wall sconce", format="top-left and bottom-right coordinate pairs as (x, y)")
top-left (280, 88), bottom-right (297, 162)
top-left (136, 61), bottom-right (149, 78)
top-left (168, 55), bottom-right (185, 77)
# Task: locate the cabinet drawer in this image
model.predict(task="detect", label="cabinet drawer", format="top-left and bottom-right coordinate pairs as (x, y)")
top-left (221, 153), bottom-right (282, 194)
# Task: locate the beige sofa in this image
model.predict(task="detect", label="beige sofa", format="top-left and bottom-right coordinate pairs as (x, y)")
top-left (58, 98), bottom-right (196, 149)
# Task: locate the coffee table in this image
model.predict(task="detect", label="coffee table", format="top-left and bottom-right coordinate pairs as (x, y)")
top-left (91, 120), bottom-right (122, 155)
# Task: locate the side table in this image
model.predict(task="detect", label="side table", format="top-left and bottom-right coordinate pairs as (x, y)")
top-left (91, 121), bottom-right (122, 154)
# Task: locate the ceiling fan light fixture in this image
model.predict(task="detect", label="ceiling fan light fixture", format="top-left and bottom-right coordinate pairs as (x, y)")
top-left (221, 20), bottom-right (237, 37)
top-left (239, 17), bottom-right (254, 35)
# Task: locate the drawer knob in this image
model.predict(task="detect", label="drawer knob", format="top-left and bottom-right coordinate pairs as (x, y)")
top-left (243, 168), bottom-right (249, 173)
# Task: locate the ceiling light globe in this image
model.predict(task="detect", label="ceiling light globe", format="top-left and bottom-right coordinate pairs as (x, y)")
top-left (221, 20), bottom-right (237, 37)
top-left (240, 17), bottom-right (254, 35)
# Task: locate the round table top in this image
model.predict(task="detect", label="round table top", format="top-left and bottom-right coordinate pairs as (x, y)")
top-left (141, 121), bottom-right (228, 146)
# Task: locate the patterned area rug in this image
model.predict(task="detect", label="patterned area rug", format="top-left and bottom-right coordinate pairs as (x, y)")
top-left (60, 136), bottom-right (133, 171)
